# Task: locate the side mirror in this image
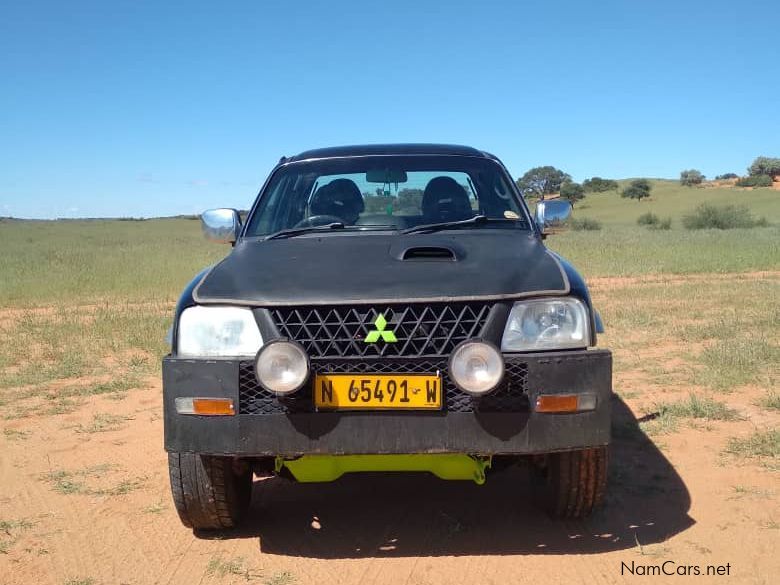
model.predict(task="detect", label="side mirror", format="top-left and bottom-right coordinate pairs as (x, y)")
top-left (534, 199), bottom-right (572, 235)
top-left (201, 208), bottom-right (241, 243)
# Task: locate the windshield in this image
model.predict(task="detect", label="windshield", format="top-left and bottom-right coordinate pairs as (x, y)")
top-left (244, 155), bottom-right (530, 237)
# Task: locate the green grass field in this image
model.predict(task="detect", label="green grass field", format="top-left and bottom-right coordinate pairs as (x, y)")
top-left (550, 226), bottom-right (779, 276)
top-left (547, 181), bottom-right (779, 276)
top-left (1, 182), bottom-right (778, 307)
top-left (568, 180), bottom-right (780, 227)
top-left (0, 218), bottom-right (225, 307)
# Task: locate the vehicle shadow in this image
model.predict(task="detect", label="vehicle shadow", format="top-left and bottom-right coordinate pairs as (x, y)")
top-left (203, 396), bottom-right (694, 557)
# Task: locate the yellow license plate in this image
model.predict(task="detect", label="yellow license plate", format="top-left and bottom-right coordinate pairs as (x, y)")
top-left (314, 373), bottom-right (442, 410)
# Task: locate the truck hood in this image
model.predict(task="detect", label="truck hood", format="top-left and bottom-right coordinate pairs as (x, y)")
top-left (192, 231), bottom-right (570, 306)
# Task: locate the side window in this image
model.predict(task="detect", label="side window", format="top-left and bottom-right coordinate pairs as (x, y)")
top-left (248, 175), bottom-right (312, 234)
top-left (462, 180), bottom-right (479, 211)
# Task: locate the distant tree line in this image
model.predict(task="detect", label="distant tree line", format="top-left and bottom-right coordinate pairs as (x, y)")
top-left (514, 167), bottom-right (622, 207)
top-left (582, 177), bottom-right (618, 192)
top-left (679, 156), bottom-right (778, 188)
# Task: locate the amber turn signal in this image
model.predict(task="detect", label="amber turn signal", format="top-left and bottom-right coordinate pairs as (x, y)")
top-left (174, 397), bottom-right (235, 416)
top-left (535, 393), bottom-right (596, 413)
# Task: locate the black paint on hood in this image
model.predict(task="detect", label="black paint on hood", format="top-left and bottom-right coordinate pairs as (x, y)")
top-left (192, 231), bottom-right (569, 306)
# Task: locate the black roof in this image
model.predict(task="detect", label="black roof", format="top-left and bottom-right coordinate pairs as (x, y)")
top-left (284, 143), bottom-right (495, 163)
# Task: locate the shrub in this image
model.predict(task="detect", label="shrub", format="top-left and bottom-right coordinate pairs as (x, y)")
top-left (715, 173), bottom-right (738, 180)
top-left (582, 177), bottom-right (618, 193)
top-left (621, 179), bottom-right (652, 202)
top-left (637, 212), bottom-right (671, 230)
top-left (637, 212), bottom-right (659, 226)
top-left (735, 174), bottom-right (773, 188)
top-left (569, 217), bottom-right (601, 231)
top-left (680, 169), bottom-right (705, 187)
top-left (682, 203), bottom-right (768, 230)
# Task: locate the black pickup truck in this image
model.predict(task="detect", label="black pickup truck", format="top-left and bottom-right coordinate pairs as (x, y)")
top-left (164, 144), bottom-right (611, 530)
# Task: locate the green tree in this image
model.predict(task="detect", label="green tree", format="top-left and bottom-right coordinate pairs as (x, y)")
top-left (516, 166), bottom-right (571, 199)
top-left (680, 169), bottom-right (705, 187)
top-left (582, 177), bottom-right (618, 192)
top-left (621, 179), bottom-right (652, 202)
top-left (748, 156), bottom-right (780, 178)
top-left (560, 182), bottom-right (585, 206)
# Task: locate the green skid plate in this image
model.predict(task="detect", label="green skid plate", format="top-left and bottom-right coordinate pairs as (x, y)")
top-left (276, 454), bottom-right (491, 485)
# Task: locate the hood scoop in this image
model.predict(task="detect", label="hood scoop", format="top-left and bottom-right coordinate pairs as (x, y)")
top-left (399, 246), bottom-right (458, 261)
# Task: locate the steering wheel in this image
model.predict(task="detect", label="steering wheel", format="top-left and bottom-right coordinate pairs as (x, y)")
top-left (294, 215), bottom-right (345, 228)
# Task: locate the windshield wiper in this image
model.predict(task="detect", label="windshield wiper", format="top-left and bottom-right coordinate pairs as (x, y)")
top-left (401, 215), bottom-right (519, 235)
top-left (265, 222), bottom-right (345, 240)
top-left (264, 223), bottom-right (397, 240)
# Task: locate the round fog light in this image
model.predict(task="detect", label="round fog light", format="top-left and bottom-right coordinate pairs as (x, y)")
top-left (255, 340), bottom-right (309, 395)
top-left (448, 340), bottom-right (504, 395)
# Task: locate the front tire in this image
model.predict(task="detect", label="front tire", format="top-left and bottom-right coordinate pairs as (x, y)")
top-left (168, 452), bottom-right (252, 530)
top-left (532, 446), bottom-right (608, 518)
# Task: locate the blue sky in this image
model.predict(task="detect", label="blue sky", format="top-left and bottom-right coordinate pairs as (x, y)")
top-left (1, 0), bottom-right (777, 218)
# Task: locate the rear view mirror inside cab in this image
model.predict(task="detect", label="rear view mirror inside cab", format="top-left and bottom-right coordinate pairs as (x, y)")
top-left (366, 169), bottom-right (408, 183)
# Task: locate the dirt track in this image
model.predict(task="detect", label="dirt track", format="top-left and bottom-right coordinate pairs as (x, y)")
top-left (2, 275), bottom-right (779, 585)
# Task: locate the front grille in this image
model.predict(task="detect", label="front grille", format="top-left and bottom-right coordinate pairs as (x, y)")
top-left (237, 358), bottom-right (528, 414)
top-left (270, 303), bottom-right (492, 358)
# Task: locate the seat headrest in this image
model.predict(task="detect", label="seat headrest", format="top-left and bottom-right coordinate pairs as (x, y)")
top-left (310, 178), bottom-right (365, 223)
top-left (422, 176), bottom-right (473, 221)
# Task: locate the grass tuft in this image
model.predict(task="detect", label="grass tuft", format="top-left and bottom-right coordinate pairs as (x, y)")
top-left (569, 217), bottom-right (602, 231)
top-left (3, 428), bottom-right (31, 441)
top-left (725, 429), bottom-right (780, 467)
top-left (142, 501), bottom-right (165, 515)
top-left (206, 556), bottom-right (263, 580)
top-left (0, 518), bottom-right (34, 554)
top-left (40, 464), bottom-right (121, 495)
top-left (74, 413), bottom-right (131, 434)
top-left (758, 391), bottom-right (780, 411)
top-left (697, 337), bottom-right (778, 391)
top-left (730, 485), bottom-right (773, 499)
top-left (265, 572), bottom-right (296, 585)
top-left (44, 470), bottom-right (88, 495)
top-left (56, 377), bottom-right (142, 399)
top-left (641, 394), bottom-right (740, 435)
top-left (640, 410), bottom-right (680, 436)
top-left (659, 394), bottom-right (741, 421)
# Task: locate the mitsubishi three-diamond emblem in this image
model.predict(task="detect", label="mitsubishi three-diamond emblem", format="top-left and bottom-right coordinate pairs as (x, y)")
top-left (364, 313), bottom-right (398, 343)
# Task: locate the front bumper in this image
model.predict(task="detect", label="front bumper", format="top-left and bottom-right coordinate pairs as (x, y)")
top-left (163, 349), bottom-right (611, 456)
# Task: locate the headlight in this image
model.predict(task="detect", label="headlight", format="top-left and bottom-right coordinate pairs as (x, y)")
top-left (254, 340), bottom-right (309, 395)
top-left (177, 306), bottom-right (263, 357)
top-left (448, 340), bottom-right (504, 395)
top-left (501, 297), bottom-right (590, 351)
